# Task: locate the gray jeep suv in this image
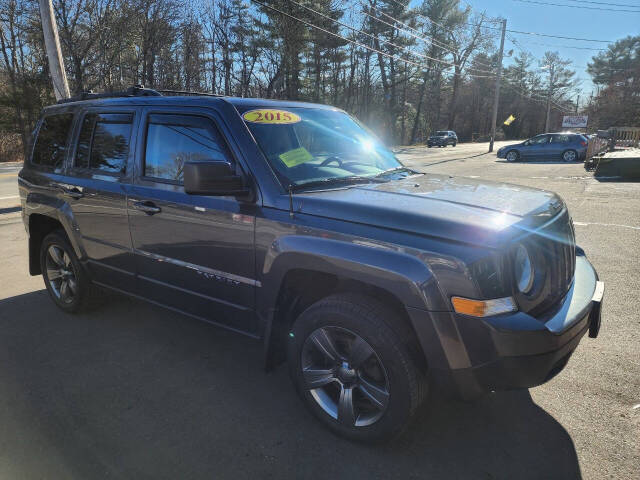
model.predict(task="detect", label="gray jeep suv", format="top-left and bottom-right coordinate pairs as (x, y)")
top-left (18, 87), bottom-right (603, 442)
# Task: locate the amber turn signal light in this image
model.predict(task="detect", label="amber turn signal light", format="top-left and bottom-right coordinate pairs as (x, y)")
top-left (451, 296), bottom-right (517, 317)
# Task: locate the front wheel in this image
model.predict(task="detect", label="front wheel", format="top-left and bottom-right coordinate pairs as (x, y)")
top-left (452, 141), bottom-right (457, 147)
top-left (562, 149), bottom-right (577, 162)
top-left (287, 294), bottom-right (428, 443)
top-left (506, 150), bottom-right (520, 162)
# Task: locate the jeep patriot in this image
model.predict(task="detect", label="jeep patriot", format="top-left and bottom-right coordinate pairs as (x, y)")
top-left (18, 87), bottom-right (604, 442)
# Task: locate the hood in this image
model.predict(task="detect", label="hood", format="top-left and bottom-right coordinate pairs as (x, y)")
top-left (498, 141), bottom-right (525, 151)
top-left (295, 174), bottom-right (565, 247)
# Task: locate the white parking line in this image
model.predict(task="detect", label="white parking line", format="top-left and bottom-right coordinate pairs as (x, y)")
top-left (574, 221), bottom-right (640, 231)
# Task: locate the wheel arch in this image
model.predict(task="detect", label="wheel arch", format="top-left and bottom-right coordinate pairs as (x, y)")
top-left (259, 236), bottom-right (438, 371)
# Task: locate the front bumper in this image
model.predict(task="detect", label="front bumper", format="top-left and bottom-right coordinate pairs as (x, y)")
top-left (408, 254), bottom-right (603, 399)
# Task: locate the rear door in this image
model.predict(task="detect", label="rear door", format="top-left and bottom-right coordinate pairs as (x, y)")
top-left (127, 107), bottom-right (258, 334)
top-left (64, 108), bottom-right (139, 291)
top-left (549, 134), bottom-right (570, 159)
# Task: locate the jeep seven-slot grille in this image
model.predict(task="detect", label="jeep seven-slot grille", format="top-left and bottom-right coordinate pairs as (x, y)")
top-left (515, 210), bottom-right (576, 317)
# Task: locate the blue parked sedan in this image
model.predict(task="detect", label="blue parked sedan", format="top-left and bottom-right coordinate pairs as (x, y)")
top-left (497, 133), bottom-right (588, 162)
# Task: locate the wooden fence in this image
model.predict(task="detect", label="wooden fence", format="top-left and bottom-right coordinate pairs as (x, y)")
top-left (609, 127), bottom-right (640, 148)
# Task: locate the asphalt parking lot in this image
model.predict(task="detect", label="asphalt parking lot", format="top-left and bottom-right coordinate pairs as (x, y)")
top-left (0, 143), bottom-right (638, 479)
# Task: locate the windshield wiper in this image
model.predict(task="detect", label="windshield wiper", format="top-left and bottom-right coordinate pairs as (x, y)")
top-left (290, 175), bottom-right (386, 192)
top-left (374, 166), bottom-right (416, 178)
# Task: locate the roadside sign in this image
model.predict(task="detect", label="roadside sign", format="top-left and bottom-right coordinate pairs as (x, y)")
top-left (562, 115), bottom-right (588, 128)
top-left (503, 114), bottom-right (515, 126)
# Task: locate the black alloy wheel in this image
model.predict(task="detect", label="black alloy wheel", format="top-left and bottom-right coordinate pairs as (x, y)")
top-left (40, 230), bottom-right (101, 313)
top-left (288, 294), bottom-right (428, 442)
top-left (301, 326), bottom-right (390, 427)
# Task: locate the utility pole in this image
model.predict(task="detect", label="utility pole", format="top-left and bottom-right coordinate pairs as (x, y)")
top-left (489, 18), bottom-right (506, 153)
top-left (544, 63), bottom-right (555, 132)
top-left (39, 0), bottom-right (70, 100)
top-left (575, 94), bottom-right (580, 114)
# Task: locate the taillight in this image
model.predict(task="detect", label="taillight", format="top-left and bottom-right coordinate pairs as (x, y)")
top-left (580, 140), bottom-right (587, 147)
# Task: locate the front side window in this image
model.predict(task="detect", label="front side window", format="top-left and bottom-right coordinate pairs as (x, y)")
top-left (32, 113), bottom-right (74, 169)
top-left (239, 106), bottom-right (402, 188)
top-left (529, 135), bottom-right (549, 145)
top-left (75, 113), bottom-right (132, 173)
top-left (144, 114), bottom-right (233, 183)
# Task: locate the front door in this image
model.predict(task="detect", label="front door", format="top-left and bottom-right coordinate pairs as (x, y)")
top-left (64, 109), bottom-right (138, 290)
top-left (523, 134), bottom-right (550, 160)
top-left (127, 108), bottom-right (257, 334)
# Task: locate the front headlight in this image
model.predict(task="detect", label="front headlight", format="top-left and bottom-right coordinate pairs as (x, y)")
top-left (514, 244), bottom-right (534, 293)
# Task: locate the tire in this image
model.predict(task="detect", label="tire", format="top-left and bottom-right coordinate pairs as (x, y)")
top-left (452, 141), bottom-right (457, 147)
top-left (427, 145), bottom-right (432, 148)
top-left (505, 150), bottom-right (520, 162)
top-left (287, 293), bottom-right (428, 443)
top-left (40, 230), bottom-right (102, 313)
top-left (562, 149), bottom-right (577, 162)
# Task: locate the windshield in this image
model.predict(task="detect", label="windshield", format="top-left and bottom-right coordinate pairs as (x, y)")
top-left (239, 106), bottom-right (403, 188)
top-left (435, 131), bottom-right (448, 136)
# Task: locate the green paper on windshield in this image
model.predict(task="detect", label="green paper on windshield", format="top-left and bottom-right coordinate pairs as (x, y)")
top-left (279, 147), bottom-right (313, 168)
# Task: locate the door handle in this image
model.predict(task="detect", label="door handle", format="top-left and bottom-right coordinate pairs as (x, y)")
top-left (52, 183), bottom-right (84, 199)
top-left (131, 200), bottom-right (161, 215)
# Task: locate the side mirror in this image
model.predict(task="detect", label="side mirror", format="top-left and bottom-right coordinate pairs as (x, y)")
top-left (184, 161), bottom-right (249, 196)
top-left (523, 140), bottom-right (530, 146)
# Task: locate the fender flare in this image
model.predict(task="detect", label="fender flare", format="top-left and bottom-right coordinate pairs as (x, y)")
top-left (24, 190), bottom-right (86, 273)
top-left (258, 235), bottom-right (437, 313)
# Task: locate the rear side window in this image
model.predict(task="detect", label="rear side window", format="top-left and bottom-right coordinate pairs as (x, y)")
top-left (75, 113), bottom-right (133, 174)
top-left (32, 113), bottom-right (74, 169)
top-left (144, 114), bottom-right (233, 183)
top-left (551, 134), bottom-right (570, 143)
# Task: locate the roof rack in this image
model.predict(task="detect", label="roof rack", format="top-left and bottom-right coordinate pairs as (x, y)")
top-left (56, 85), bottom-right (224, 104)
top-left (157, 89), bottom-right (224, 97)
top-left (56, 85), bottom-right (162, 104)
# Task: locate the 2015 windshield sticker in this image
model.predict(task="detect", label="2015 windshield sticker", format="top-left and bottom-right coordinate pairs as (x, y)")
top-left (279, 147), bottom-right (313, 168)
top-left (242, 109), bottom-right (301, 124)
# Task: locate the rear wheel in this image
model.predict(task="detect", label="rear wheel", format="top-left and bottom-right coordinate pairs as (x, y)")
top-left (287, 293), bottom-right (428, 443)
top-left (40, 230), bottom-right (101, 313)
top-left (506, 150), bottom-right (520, 162)
top-left (562, 149), bottom-right (577, 162)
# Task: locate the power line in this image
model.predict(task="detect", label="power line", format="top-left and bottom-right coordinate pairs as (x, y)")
top-left (251, 0), bottom-right (495, 78)
top-left (562, 0), bottom-right (640, 7)
top-left (521, 40), bottom-right (608, 51)
top-left (356, 2), bottom-right (497, 71)
top-left (513, 0), bottom-right (640, 12)
top-left (476, 23), bottom-right (612, 43)
top-left (286, 0), bottom-right (495, 74)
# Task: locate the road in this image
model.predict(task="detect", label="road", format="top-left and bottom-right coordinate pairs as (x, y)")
top-left (0, 143), bottom-right (638, 479)
top-left (0, 162), bottom-right (21, 212)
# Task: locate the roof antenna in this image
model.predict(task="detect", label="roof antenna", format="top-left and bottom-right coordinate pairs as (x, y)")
top-left (288, 185), bottom-right (294, 218)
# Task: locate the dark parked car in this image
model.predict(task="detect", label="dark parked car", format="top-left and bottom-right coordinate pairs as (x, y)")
top-left (427, 130), bottom-right (457, 147)
top-left (19, 88), bottom-right (604, 443)
top-left (497, 133), bottom-right (588, 162)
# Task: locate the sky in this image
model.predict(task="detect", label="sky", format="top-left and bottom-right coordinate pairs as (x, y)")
top-left (415, 0), bottom-right (640, 106)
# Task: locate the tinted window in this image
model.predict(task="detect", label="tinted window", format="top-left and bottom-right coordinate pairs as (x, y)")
top-left (32, 113), bottom-right (74, 169)
top-left (144, 114), bottom-right (233, 183)
top-left (551, 134), bottom-right (570, 143)
top-left (435, 131), bottom-right (447, 136)
top-left (75, 113), bottom-right (132, 173)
